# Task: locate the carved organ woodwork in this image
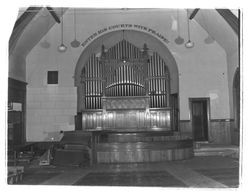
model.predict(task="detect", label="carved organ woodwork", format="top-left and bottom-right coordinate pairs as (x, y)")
top-left (81, 40), bottom-right (171, 131)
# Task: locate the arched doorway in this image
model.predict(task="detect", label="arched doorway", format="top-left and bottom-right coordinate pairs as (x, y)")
top-left (74, 30), bottom-right (179, 131)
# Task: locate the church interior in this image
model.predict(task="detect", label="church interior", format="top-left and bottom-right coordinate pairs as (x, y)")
top-left (7, 7), bottom-right (240, 187)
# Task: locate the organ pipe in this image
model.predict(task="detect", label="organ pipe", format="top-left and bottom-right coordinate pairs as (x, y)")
top-left (81, 40), bottom-right (170, 110)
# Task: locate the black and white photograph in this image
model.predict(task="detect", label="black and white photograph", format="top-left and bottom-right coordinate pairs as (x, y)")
top-left (2, 0), bottom-right (248, 193)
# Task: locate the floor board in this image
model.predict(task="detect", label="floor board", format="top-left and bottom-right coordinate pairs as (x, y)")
top-left (74, 171), bottom-right (186, 187)
top-left (17, 172), bottom-right (61, 185)
top-left (11, 156), bottom-right (240, 187)
top-left (195, 168), bottom-right (239, 187)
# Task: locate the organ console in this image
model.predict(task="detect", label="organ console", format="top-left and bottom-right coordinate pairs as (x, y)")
top-left (80, 39), bottom-right (172, 132)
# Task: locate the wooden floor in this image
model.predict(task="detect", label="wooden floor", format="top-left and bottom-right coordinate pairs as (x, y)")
top-left (14, 156), bottom-right (239, 188)
top-left (74, 171), bottom-right (186, 187)
top-left (195, 167), bottom-right (239, 187)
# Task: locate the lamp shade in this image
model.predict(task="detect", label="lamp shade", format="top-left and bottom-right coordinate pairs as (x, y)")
top-left (185, 40), bottom-right (194, 48)
top-left (175, 36), bottom-right (184, 45)
top-left (58, 43), bottom-right (67, 52)
top-left (71, 39), bottom-right (80, 48)
top-left (40, 40), bottom-right (51, 49)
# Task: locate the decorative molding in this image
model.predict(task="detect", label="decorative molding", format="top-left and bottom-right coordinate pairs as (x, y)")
top-left (82, 24), bottom-right (169, 48)
top-left (103, 96), bottom-right (148, 110)
top-left (9, 7), bottom-right (42, 54)
top-left (180, 118), bottom-right (234, 122)
top-left (210, 119), bottom-right (234, 122)
top-left (180, 120), bottom-right (190, 122)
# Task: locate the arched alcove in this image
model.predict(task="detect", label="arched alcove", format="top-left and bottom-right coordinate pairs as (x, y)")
top-left (74, 30), bottom-right (179, 91)
top-left (74, 30), bottom-right (179, 131)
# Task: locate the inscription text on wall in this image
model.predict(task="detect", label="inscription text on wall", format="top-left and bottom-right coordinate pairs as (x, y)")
top-left (82, 24), bottom-right (169, 47)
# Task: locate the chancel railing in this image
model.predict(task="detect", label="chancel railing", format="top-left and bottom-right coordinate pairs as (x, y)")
top-left (81, 39), bottom-right (172, 131)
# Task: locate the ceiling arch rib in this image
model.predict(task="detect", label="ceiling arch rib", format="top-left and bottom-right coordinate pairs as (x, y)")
top-left (9, 7), bottom-right (42, 55)
top-left (9, 7), bottom-right (67, 57)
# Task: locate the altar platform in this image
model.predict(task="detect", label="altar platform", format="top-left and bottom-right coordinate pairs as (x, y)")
top-left (53, 130), bottom-right (194, 165)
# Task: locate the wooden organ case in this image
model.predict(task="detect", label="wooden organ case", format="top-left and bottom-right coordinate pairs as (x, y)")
top-left (81, 40), bottom-right (172, 131)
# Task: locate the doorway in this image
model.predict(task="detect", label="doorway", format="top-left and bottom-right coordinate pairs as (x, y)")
top-left (189, 98), bottom-right (209, 141)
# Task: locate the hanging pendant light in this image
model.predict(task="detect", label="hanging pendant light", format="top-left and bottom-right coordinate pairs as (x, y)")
top-left (40, 11), bottom-right (51, 49)
top-left (40, 38), bottom-right (51, 49)
top-left (175, 9), bottom-right (184, 45)
top-left (204, 35), bottom-right (215, 44)
top-left (58, 8), bottom-right (67, 53)
top-left (185, 40), bottom-right (194, 48)
top-left (71, 8), bottom-right (80, 48)
top-left (201, 13), bottom-right (215, 44)
top-left (185, 10), bottom-right (194, 48)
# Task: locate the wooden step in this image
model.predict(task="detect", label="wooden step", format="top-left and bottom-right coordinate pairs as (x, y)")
top-left (60, 131), bottom-right (92, 145)
top-left (96, 138), bottom-right (194, 163)
top-left (53, 149), bottom-right (91, 166)
top-left (64, 144), bottom-right (90, 151)
top-left (194, 146), bottom-right (239, 157)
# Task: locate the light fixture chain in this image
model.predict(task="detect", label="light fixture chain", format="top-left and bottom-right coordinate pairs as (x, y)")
top-left (187, 10), bottom-right (191, 41)
top-left (61, 8), bottom-right (64, 44)
top-left (177, 9), bottom-right (180, 35)
top-left (74, 8), bottom-right (77, 39)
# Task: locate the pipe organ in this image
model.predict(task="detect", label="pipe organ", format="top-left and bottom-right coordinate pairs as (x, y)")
top-left (148, 53), bottom-right (170, 108)
top-left (81, 39), bottom-right (172, 131)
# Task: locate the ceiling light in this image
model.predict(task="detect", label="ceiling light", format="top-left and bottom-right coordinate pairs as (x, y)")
top-left (204, 35), bottom-right (215, 44)
top-left (185, 40), bottom-right (194, 48)
top-left (40, 14), bottom-right (51, 49)
top-left (185, 10), bottom-right (194, 49)
top-left (58, 8), bottom-right (67, 53)
top-left (71, 8), bottom-right (80, 48)
top-left (174, 10), bottom-right (184, 45)
top-left (58, 43), bottom-right (67, 52)
top-left (40, 40), bottom-right (51, 49)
